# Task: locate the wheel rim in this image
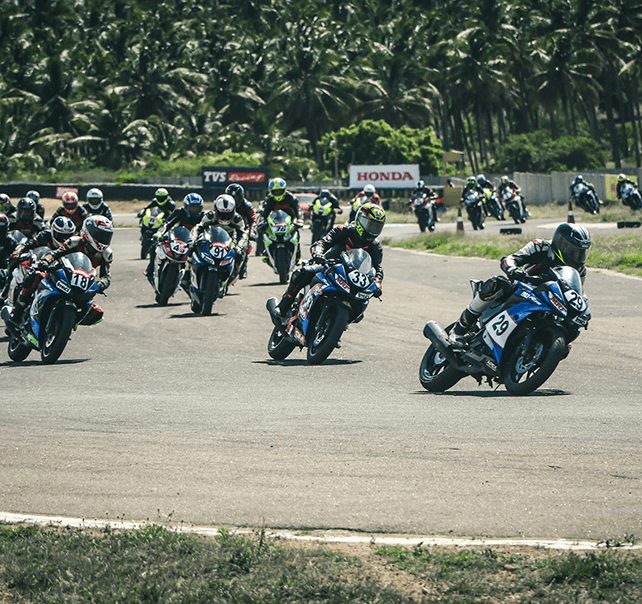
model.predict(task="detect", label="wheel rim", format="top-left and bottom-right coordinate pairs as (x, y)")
top-left (421, 348), bottom-right (447, 379)
top-left (511, 341), bottom-right (544, 381)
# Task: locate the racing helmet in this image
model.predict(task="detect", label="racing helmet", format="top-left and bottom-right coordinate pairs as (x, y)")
top-left (476, 174), bottom-right (486, 184)
top-left (355, 202), bottom-right (386, 242)
top-left (363, 184), bottom-right (376, 198)
top-left (155, 188), bottom-right (170, 206)
top-left (214, 194), bottom-right (236, 225)
top-left (62, 191), bottom-right (79, 211)
top-left (225, 183), bottom-right (245, 204)
top-left (466, 176), bottom-right (476, 186)
top-left (51, 216), bottom-right (76, 247)
top-left (416, 180), bottom-right (425, 190)
top-left (183, 193), bottom-right (204, 217)
top-left (551, 223), bottom-right (591, 271)
top-left (81, 215), bottom-right (113, 253)
top-left (574, 175), bottom-right (583, 184)
top-left (0, 213), bottom-right (9, 239)
top-left (16, 197), bottom-right (36, 221)
top-left (617, 173), bottom-right (626, 183)
top-left (500, 175), bottom-right (509, 184)
top-left (26, 190), bottom-right (40, 204)
top-left (86, 187), bottom-right (104, 210)
top-left (268, 178), bottom-right (287, 202)
top-left (0, 193), bottom-right (11, 212)
top-left (319, 189), bottom-right (331, 199)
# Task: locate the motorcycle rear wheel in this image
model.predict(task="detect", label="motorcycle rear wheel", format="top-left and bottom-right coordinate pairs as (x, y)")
top-left (419, 345), bottom-right (465, 392)
top-left (503, 325), bottom-right (566, 395)
top-left (201, 271), bottom-right (220, 316)
top-left (307, 305), bottom-right (349, 365)
top-left (8, 335), bottom-right (31, 362)
top-left (268, 324), bottom-right (296, 360)
top-left (41, 305), bottom-right (75, 364)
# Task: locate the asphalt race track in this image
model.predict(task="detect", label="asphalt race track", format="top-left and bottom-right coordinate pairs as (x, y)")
top-left (1, 224), bottom-right (641, 541)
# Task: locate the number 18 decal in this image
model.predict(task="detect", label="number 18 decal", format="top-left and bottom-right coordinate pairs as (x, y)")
top-left (70, 269), bottom-right (91, 290)
top-left (486, 310), bottom-right (517, 349)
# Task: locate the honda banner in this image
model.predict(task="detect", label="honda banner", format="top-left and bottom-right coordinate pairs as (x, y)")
top-left (349, 164), bottom-right (420, 189)
top-left (202, 166), bottom-right (269, 190)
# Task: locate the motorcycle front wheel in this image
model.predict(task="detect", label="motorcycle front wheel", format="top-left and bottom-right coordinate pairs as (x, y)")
top-left (307, 305), bottom-right (349, 365)
top-left (201, 271), bottom-right (220, 316)
top-left (268, 324), bottom-right (296, 360)
top-left (275, 247), bottom-right (290, 284)
top-left (419, 345), bottom-right (465, 392)
top-left (155, 263), bottom-right (179, 306)
top-left (8, 335), bottom-right (31, 362)
top-left (41, 305), bottom-right (75, 364)
top-left (503, 325), bottom-right (567, 395)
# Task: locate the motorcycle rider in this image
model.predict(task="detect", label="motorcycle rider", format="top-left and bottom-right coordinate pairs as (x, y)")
top-left (9, 198), bottom-right (44, 238)
top-left (137, 187), bottom-right (176, 219)
top-left (449, 223), bottom-right (592, 344)
top-left (0, 193), bottom-right (16, 216)
top-left (0, 214), bottom-right (18, 295)
top-left (258, 178), bottom-right (303, 261)
top-left (272, 202), bottom-right (386, 317)
top-left (51, 191), bottom-right (88, 232)
top-left (225, 183), bottom-right (256, 278)
top-left (25, 190), bottom-right (46, 219)
top-left (190, 194), bottom-right (249, 283)
top-left (349, 183), bottom-right (381, 221)
top-left (145, 192), bottom-right (204, 280)
top-left (410, 180), bottom-right (439, 224)
top-left (82, 188), bottom-right (113, 221)
top-left (476, 174), bottom-right (494, 191)
top-left (569, 175), bottom-right (601, 212)
top-left (312, 188), bottom-right (343, 228)
top-left (615, 173), bottom-right (638, 203)
top-left (9, 216), bottom-right (113, 326)
top-left (498, 175), bottom-right (528, 218)
top-left (461, 176), bottom-right (485, 199)
top-left (9, 216), bottom-right (76, 264)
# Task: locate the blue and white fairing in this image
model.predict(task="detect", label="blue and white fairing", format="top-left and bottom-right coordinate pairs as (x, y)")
top-left (29, 252), bottom-right (98, 340)
top-left (481, 266), bottom-right (587, 363)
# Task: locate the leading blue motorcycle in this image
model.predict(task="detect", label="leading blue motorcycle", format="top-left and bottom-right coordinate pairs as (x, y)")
top-left (266, 248), bottom-right (378, 364)
top-left (2, 252), bottom-right (100, 364)
top-left (420, 266), bottom-right (591, 395)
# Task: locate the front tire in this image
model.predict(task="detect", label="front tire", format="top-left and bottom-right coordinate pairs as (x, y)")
top-left (155, 263), bottom-right (179, 306)
top-left (419, 345), bottom-right (465, 392)
top-left (503, 325), bottom-right (567, 395)
top-left (41, 305), bottom-right (75, 364)
top-left (268, 324), bottom-right (296, 360)
top-left (275, 247), bottom-right (290, 284)
top-left (307, 305), bottom-right (349, 365)
top-left (201, 271), bottom-right (219, 316)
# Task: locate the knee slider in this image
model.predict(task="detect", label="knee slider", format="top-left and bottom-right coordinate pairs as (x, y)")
top-left (479, 276), bottom-right (512, 301)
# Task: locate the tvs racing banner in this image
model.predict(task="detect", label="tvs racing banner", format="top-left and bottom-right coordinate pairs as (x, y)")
top-left (202, 167), bottom-right (269, 190)
top-left (349, 164), bottom-right (420, 189)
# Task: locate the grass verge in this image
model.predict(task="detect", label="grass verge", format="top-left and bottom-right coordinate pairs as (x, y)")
top-left (1, 524), bottom-right (641, 603)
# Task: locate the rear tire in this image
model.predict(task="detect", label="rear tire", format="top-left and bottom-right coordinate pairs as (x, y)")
top-left (8, 336), bottom-right (31, 362)
top-left (268, 324), bottom-right (296, 360)
top-left (307, 305), bottom-right (349, 365)
top-left (41, 305), bottom-right (75, 364)
top-left (503, 325), bottom-right (567, 395)
top-left (419, 345), bottom-right (465, 392)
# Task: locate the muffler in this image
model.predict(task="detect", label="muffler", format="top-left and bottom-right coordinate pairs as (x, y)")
top-left (422, 321), bottom-right (467, 371)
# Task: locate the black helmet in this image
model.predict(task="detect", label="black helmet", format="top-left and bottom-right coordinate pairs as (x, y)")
top-left (551, 223), bottom-right (591, 270)
top-left (0, 212), bottom-right (9, 239)
top-left (16, 197), bottom-right (36, 221)
top-left (225, 183), bottom-right (245, 204)
top-left (319, 189), bottom-right (331, 199)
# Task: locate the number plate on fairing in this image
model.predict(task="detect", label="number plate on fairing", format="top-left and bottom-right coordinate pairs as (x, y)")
top-left (484, 310), bottom-right (518, 350)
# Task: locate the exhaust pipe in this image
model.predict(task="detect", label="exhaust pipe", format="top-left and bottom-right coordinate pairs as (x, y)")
top-left (423, 321), bottom-right (467, 371)
top-left (266, 297), bottom-right (282, 327)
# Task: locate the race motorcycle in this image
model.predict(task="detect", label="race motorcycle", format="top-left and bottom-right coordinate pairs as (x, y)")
top-left (187, 226), bottom-right (236, 316)
top-left (419, 266), bottom-right (591, 395)
top-left (409, 191), bottom-right (436, 233)
top-left (620, 182), bottom-right (642, 210)
top-left (482, 188), bottom-right (505, 221)
top-left (1, 252), bottom-right (101, 364)
top-left (150, 226), bottom-right (190, 306)
top-left (263, 209), bottom-right (300, 284)
top-left (266, 249), bottom-right (379, 364)
top-left (571, 182), bottom-right (600, 214)
top-left (1, 236), bottom-right (50, 307)
top-left (139, 207), bottom-right (165, 259)
top-left (310, 197), bottom-right (337, 243)
top-left (501, 187), bottom-right (528, 224)
top-left (462, 189), bottom-right (486, 230)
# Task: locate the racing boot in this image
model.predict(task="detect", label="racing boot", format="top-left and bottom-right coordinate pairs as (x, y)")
top-left (275, 292), bottom-right (295, 317)
top-left (449, 307), bottom-right (480, 346)
top-left (9, 293), bottom-right (28, 326)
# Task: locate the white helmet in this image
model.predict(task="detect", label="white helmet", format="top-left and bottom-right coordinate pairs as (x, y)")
top-left (363, 184), bottom-right (376, 196)
top-left (214, 194), bottom-right (236, 225)
top-left (86, 188), bottom-right (104, 210)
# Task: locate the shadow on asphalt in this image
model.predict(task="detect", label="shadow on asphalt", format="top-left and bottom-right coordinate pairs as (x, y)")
top-left (411, 388), bottom-right (570, 397)
top-left (135, 302), bottom-right (188, 309)
top-left (246, 281), bottom-right (286, 288)
top-left (253, 358), bottom-right (362, 366)
top-left (0, 358), bottom-right (89, 367)
top-left (169, 311), bottom-right (226, 319)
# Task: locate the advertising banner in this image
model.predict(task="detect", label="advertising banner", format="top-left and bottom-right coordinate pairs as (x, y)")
top-left (349, 164), bottom-right (420, 189)
top-left (202, 167), bottom-right (269, 190)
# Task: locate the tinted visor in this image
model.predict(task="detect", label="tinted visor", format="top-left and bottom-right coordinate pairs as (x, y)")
top-left (557, 239), bottom-right (589, 269)
top-left (358, 214), bottom-right (384, 238)
top-left (92, 227), bottom-right (113, 246)
top-left (187, 204), bottom-right (202, 216)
